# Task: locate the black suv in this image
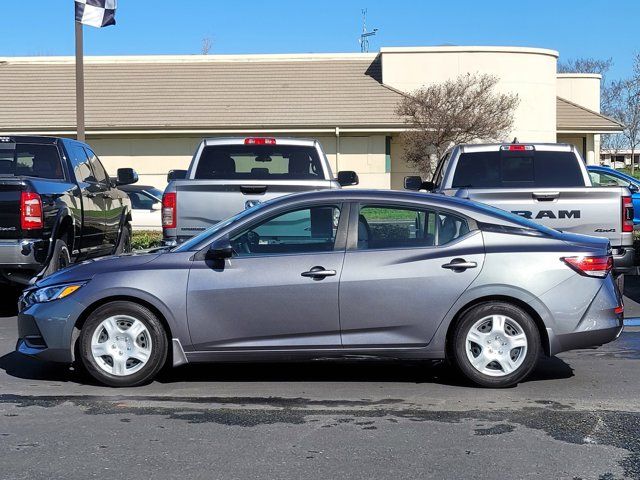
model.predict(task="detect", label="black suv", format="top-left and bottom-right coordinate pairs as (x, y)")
top-left (0, 136), bottom-right (137, 285)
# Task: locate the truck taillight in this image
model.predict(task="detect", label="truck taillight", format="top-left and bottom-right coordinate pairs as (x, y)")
top-left (562, 255), bottom-right (613, 278)
top-left (244, 137), bottom-right (276, 145)
top-left (20, 192), bottom-right (43, 230)
top-left (162, 192), bottom-right (176, 229)
top-left (622, 196), bottom-right (634, 233)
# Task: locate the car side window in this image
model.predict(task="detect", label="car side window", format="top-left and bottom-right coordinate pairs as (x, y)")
top-left (357, 205), bottom-right (469, 250)
top-left (128, 192), bottom-right (158, 210)
top-left (596, 172), bottom-right (630, 187)
top-left (68, 144), bottom-right (95, 183)
top-left (85, 148), bottom-right (109, 185)
top-left (230, 205), bottom-right (341, 256)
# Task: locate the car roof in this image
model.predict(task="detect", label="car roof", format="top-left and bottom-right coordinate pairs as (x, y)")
top-left (0, 135), bottom-right (62, 144)
top-left (202, 137), bottom-right (318, 147)
top-left (457, 143), bottom-right (574, 153)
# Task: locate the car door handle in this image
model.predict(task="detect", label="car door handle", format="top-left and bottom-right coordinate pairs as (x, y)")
top-left (442, 259), bottom-right (477, 270)
top-left (532, 192), bottom-right (559, 202)
top-left (301, 266), bottom-right (337, 279)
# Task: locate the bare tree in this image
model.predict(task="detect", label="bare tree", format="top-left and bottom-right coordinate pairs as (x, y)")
top-left (607, 55), bottom-right (640, 173)
top-left (396, 73), bottom-right (519, 176)
top-left (201, 37), bottom-right (213, 55)
top-left (557, 57), bottom-right (613, 81)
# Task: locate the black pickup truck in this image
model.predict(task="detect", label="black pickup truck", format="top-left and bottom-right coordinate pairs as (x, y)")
top-left (0, 136), bottom-right (138, 285)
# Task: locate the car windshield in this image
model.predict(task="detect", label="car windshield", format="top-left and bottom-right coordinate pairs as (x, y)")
top-left (465, 199), bottom-right (560, 237)
top-left (172, 201), bottom-right (271, 252)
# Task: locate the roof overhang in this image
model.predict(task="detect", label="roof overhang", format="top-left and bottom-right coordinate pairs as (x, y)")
top-left (556, 96), bottom-right (624, 134)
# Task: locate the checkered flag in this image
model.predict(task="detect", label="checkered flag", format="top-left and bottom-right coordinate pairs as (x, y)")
top-left (75, 0), bottom-right (117, 28)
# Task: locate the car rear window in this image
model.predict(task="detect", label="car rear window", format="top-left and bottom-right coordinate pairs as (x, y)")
top-left (194, 144), bottom-right (324, 180)
top-left (451, 151), bottom-right (584, 188)
top-left (0, 143), bottom-right (64, 180)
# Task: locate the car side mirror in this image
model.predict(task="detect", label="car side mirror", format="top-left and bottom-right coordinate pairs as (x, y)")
top-left (116, 168), bottom-right (138, 186)
top-left (404, 176), bottom-right (423, 190)
top-left (168, 169), bottom-right (187, 182)
top-left (337, 171), bottom-right (359, 187)
top-left (205, 237), bottom-right (234, 260)
top-left (151, 202), bottom-right (162, 211)
top-left (629, 182), bottom-right (639, 193)
top-left (404, 176), bottom-right (434, 191)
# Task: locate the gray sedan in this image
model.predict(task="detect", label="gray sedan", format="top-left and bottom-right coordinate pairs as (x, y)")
top-left (16, 190), bottom-right (623, 388)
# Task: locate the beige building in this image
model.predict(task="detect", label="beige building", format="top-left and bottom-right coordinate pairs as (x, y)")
top-left (0, 46), bottom-right (623, 189)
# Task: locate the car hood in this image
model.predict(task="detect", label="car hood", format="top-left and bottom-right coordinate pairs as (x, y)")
top-left (34, 252), bottom-right (162, 288)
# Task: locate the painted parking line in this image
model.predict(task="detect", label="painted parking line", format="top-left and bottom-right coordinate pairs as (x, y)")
top-left (624, 317), bottom-right (640, 326)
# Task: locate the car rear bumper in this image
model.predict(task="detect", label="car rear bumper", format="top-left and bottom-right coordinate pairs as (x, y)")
top-left (546, 275), bottom-right (624, 356)
top-left (612, 246), bottom-right (635, 274)
top-left (0, 239), bottom-right (45, 268)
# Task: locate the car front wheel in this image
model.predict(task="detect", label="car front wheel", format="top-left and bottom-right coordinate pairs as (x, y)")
top-left (78, 301), bottom-right (167, 387)
top-left (451, 302), bottom-right (540, 388)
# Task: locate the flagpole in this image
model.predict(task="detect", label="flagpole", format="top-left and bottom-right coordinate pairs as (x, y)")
top-left (75, 20), bottom-right (85, 142)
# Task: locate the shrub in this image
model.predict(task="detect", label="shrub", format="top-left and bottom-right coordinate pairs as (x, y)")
top-left (131, 230), bottom-right (163, 250)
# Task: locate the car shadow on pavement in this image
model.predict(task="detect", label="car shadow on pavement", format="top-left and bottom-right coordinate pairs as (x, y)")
top-left (0, 352), bottom-right (574, 388)
top-left (0, 286), bottom-right (20, 318)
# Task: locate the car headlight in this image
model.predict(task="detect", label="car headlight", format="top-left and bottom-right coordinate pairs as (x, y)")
top-left (21, 283), bottom-right (85, 308)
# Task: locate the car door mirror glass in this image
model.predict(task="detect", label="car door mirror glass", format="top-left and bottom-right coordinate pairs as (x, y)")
top-left (628, 182), bottom-right (639, 193)
top-left (205, 237), bottom-right (234, 260)
top-left (404, 176), bottom-right (423, 190)
top-left (116, 168), bottom-right (139, 186)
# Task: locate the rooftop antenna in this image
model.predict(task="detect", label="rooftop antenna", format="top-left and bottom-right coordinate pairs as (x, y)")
top-left (359, 9), bottom-right (378, 53)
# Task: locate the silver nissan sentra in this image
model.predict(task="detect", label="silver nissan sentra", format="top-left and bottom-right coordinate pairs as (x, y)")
top-left (16, 189), bottom-right (623, 388)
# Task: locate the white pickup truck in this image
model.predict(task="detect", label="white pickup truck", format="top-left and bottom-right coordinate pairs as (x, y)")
top-left (162, 137), bottom-right (358, 245)
top-left (404, 143), bottom-right (635, 276)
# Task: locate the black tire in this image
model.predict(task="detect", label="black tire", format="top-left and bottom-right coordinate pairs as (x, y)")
top-left (451, 302), bottom-right (541, 388)
top-left (78, 301), bottom-right (168, 387)
top-left (114, 223), bottom-right (132, 255)
top-left (42, 239), bottom-right (71, 277)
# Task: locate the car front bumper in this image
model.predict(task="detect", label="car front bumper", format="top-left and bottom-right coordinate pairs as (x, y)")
top-left (16, 296), bottom-right (86, 364)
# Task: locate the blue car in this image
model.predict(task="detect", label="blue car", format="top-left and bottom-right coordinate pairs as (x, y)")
top-left (587, 165), bottom-right (640, 225)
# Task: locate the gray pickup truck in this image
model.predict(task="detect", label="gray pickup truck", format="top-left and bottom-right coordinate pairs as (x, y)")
top-left (162, 137), bottom-right (358, 244)
top-left (404, 143), bottom-right (635, 276)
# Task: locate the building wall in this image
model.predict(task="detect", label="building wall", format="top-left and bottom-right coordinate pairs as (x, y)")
top-left (89, 133), bottom-right (391, 190)
top-left (380, 46), bottom-right (559, 143)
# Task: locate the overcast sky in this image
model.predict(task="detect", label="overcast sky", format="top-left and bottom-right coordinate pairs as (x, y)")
top-left (2, 0), bottom-right (638, 81)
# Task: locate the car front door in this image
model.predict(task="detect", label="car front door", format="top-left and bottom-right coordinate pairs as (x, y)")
top-left (85, 147), bottom-right (121, 250)
top-left (186, 203), bottom-right (347, 351)
top-left (339, 202), bottom-right (485, 347)
top-left (67, 143), bottom-right (106, 254)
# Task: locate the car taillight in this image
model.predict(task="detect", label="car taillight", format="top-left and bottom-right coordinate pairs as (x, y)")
top-left (562, 255), bottom-right (613, 278)
top-left (162, 192), bottom-right (176, 229)
top-left (622, 196), bottom-right (633, 233)
top-left (244, 137), bottom-right (276, 145)
top-left (20, 192), bottom-right (43, 230)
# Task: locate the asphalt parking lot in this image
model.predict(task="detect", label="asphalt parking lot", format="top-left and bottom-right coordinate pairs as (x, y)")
top-left (1, 283), bottom-right (640, 480)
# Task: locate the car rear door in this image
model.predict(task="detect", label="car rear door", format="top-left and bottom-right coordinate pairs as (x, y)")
top-left (186, 202), bottom-right (348, 351)
top-left (339, 202), bottom-right (484, 347)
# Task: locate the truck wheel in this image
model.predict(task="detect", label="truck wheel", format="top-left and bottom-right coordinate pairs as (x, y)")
top-left (42, 239), bottom-right (71, 277)
top-left (78, 301), bottom-right (168, 387)
top-left (115, 224), bottom-right (132, 255)
top-left (450, 302), bottom-right (540, 388)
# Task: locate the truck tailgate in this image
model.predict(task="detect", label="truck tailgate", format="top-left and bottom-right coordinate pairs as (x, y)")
top-left (174, 179), bottom-right (334, 237)
top-left (455, 187), bottom-right (626, 246)
top-left (0, 180), bottom-right (24, 239)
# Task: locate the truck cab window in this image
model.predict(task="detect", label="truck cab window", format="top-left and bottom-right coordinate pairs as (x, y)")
top-left (68, 145), bottom-right (95, 183)
top-left (85, 148), bottom-right (109, 185)
top-left (0, 144), bottom-right (64, 180)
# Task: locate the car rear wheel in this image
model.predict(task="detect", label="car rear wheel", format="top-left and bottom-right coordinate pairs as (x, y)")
top-left (451, 302), bottom-right (540, 388)
top-left (42, 239), bottom-right (71, 278)
top-left (78, 301), bottom-right (167, 387)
